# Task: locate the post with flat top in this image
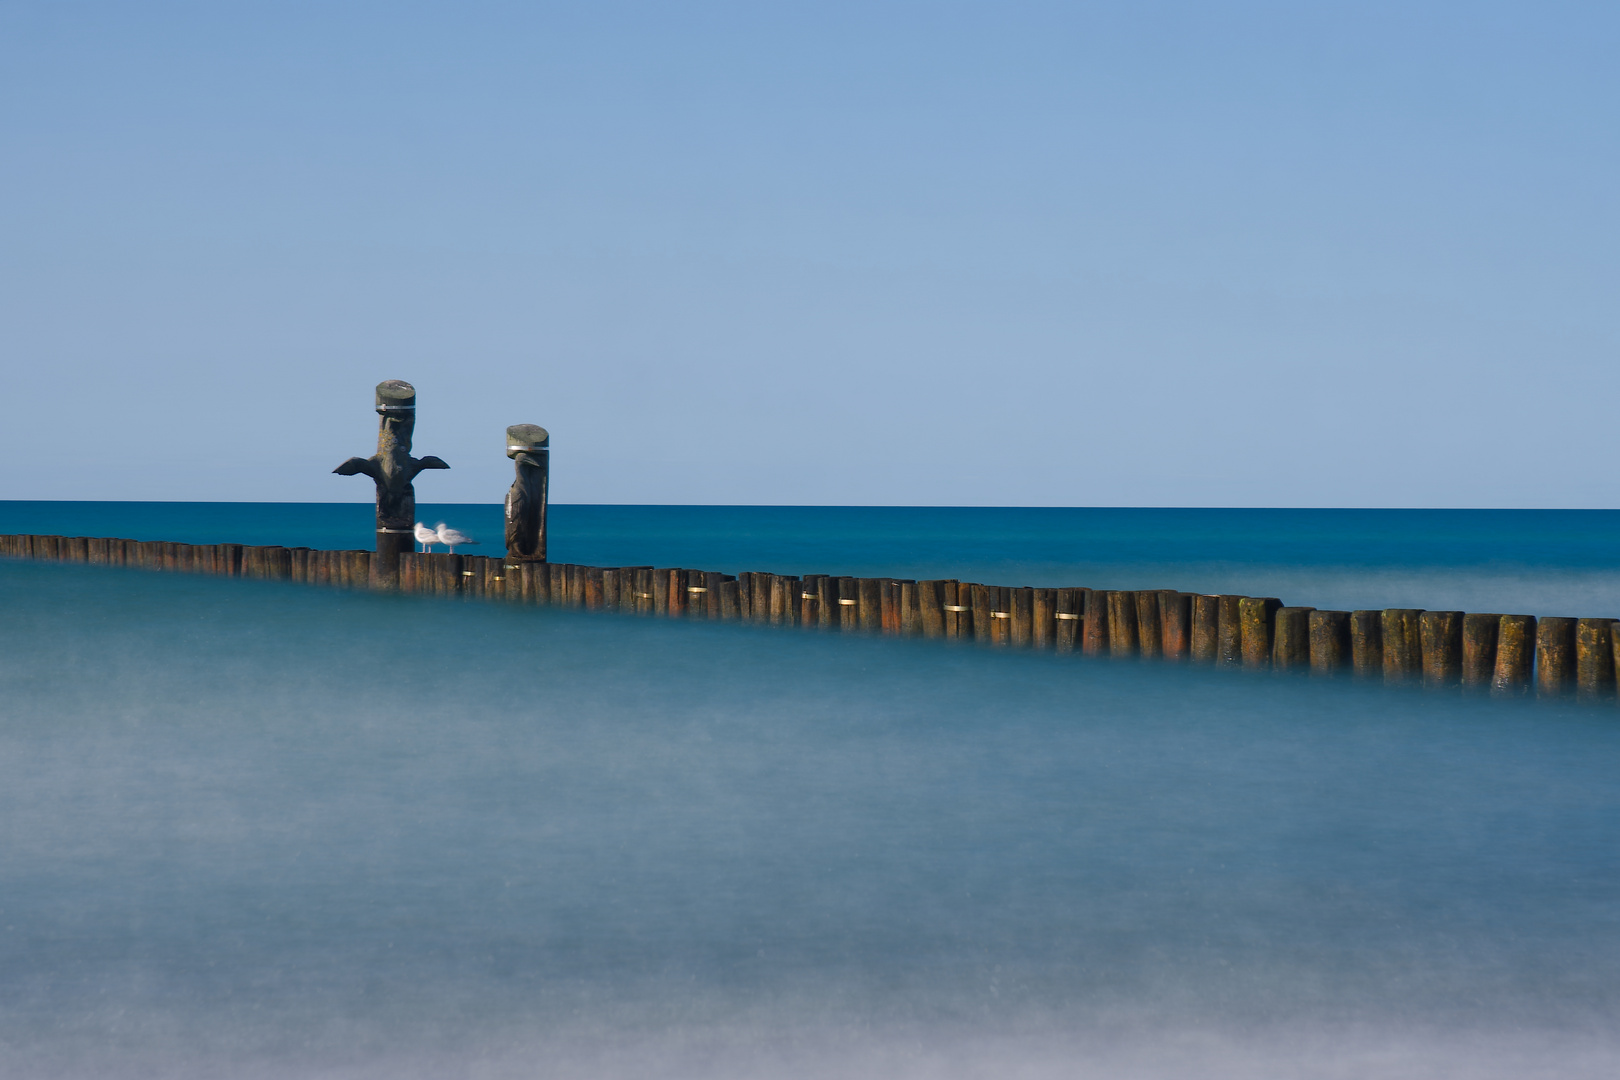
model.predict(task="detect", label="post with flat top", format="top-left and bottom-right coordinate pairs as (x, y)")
top-left (504, 424), bottom-right (550, 564)
top-left (333, 380), bottom-right (450, 589)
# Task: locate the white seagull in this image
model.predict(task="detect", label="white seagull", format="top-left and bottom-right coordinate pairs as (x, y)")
top-left (413, 522), bottom-right (441, 552)
top-left (435, 522), bottom-right (479, 554)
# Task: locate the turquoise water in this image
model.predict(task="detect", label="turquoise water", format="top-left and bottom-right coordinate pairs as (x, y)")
top-left (5, 501), bottom-right (1620, 614)
top-left (3, 506), bottom-right (1620, 1077)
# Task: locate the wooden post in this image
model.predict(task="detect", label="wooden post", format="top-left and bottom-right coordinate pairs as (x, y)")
top-left (1492, 615), bottom-right (1536, 695)
top-left (1350, 611), bottom-right (1383, 677)
top-left (1191, 595), bottom-right (1220, 662)
top-left (1133, 590), bottom-right (1162, 659)
top-left (333, 381), bottom-right (450, 590)
top-left (1461, 614), bottom-right (1501, 689)
top-left (780, 576), bottom-right (803, 627)
top-left (1054, 588), bottom-right (1082, 653)
top-left (970, 584), bottom-right (993, 644)
top-left (1273, 607), bottom-right (1314, 670)
top-left (1575, 618), bottom-right (1617, 701)
top-left (858, 578), bottom-right (883, 632)
top-left (629, 567), bottom-right (651, 613)
top-left (766, 575), bottom-right (791, 626)
top-left (837, 577), bottom-right (862, 632)
top-left (1011, 587), bottom-right (1035, 648)
top-left (897, 581), bottom-right (919, 636)
top-left (1308, 610), bottom-right (1350, 673)
top-left (1420, 611), bottom-right (1464, 687)
top-left (1217, 595), bottom-right (1245, 666)
top-left (683, 571), bottom-right (706, 617)
top-left (1536, 617), bottom-right (1577, 698)
top-left (1381, 609), bottom-right (1425, 684)
top-left (917, 581), bottom-right (945, 638)
top-left (1160, 592), bottom-right (1191, 661)
top-left (1239, 597), bottom-right (1282, 668)
top-left (718, 578), bottom-right (740, 618)
top-left (797, 575), bottom-right (822, 627)
top-left (943, 582), bottom-right (970, 639)
top-left (1032, 588), bottom-right (1056, 650)
top-left (464, 556), bottom-right (487, 599)
top-left (1082, 588), bottom-right (1110, 655)
top-left (986, 586), bottom-right (1010, 646)
top-left (1107, 591), bottom-right (1138, 658)
top-left (395, 553), bottom-right (416, 592)
top-left (502, 423), bottom-right (549, 567)
top-left (880, 581), bottom-right (901, 634)
top-left (696, 569), bottom-right (716, 621)
top-left (808, 576), bottom-right (829, 628)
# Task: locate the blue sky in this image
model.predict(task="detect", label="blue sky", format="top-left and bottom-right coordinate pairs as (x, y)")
top-left (1, 1), bottom-right (1615, 506)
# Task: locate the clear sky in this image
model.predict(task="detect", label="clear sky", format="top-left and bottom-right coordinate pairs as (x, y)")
top-left (1, 1), bottom-right (1615, 507)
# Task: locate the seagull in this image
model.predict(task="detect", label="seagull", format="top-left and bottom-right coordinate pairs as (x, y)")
top-left (434, 522), bottom-right (479, 554)
top-left (413, 523), bottom-right (441, 553)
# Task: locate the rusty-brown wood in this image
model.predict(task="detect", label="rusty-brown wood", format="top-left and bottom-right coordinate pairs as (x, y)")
top-left (1381, 609), bottom-right (1424, 684)
top-left (1308, 610), bottom-right (1350, 673)
top-left (1159, 591), bottom-right (1190, 661)
top-left (1217, 595), bottom-right (1244, 666)
top-left (1536, 617), bottom-right (1577, 698)
top-left (1190, 595), bottom-right (1219, 662)
top-left (1420, 611), bottom-right (1464, 687)
top-left (1032, 588), bottom-right (1056, 650)
top-left (1107, 591), bottom-right (1138, 658)
top-left (1082, 588), bottom-right (1109, 656)
top-left (1575, 618), bottom-right (1616, 701)
top-left (1239, 598), bottom-right (1282, 668)
top-left (858, 578), bottom-right (883, 632)
top-left (1054, 588), bottom-right (1082, 653)
top-left (1272, 607), bottom-right (1314, 671)
top-left (1493, 615), bottom-right (1536, 695)
top-left (1011, 586), bottom-right (1035, 648)
top-left (1350, 611), bottom-right (1382, 677)
top-left (1461, 614), bottom-right (1501, 688)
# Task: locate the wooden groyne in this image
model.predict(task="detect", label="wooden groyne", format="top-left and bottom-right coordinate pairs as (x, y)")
top-left (5, 531), bottom-right (1620, 702)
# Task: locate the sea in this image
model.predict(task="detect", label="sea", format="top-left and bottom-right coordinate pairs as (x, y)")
top-left (2, 502), bottom-right (1618, 1079)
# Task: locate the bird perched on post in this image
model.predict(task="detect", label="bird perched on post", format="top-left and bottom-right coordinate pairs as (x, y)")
top-left (435, 523), bottom-right (478, 554)
top-left (413, 523), bottom-right (441, 552)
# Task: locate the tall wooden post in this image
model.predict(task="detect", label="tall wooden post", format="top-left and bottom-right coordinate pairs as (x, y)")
top-left (504, 424), bottom-right (550, 564)
top-left (333, 380), bottom-right (450, 589)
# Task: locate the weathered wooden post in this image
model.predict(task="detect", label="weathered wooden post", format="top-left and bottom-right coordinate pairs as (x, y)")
top-left (1308, 610), bottom-right (1351, 673)
top-left (1492, 615), bottom-right (1536, 696)
top-left (1575, 618), bottom-right (1617, 702)
top-left (1536, 617), bottom-right (1577, 698)
top-left (504, 424), bottom-right (550, 565)
top-left (1420, 611), bottom-right (1464, 688)
top-left (1272, 607), bottom-right (1314, 671)
top-left (1461, 614), bottom-right (1502, 689)
top-left (333, 381), bottom-right (450, 589)
top-left (1350, 611), bottom-right (1383, 677)
top-left (1239, 597), bottom-right (1282, 668)
top-left (1381, 609), bottom-right (1425, 684)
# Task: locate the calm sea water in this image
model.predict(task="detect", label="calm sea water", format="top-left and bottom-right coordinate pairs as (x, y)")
top-left (2, 504), bottom-right (1619, 1077)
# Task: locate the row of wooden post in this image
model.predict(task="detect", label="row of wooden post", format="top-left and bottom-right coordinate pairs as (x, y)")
top-left (5, 533), bottom-right (1618, 700)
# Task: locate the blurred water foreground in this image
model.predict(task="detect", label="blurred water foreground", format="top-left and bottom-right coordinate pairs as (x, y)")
top-left (1, 555), bottom-right (1618, 1079)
